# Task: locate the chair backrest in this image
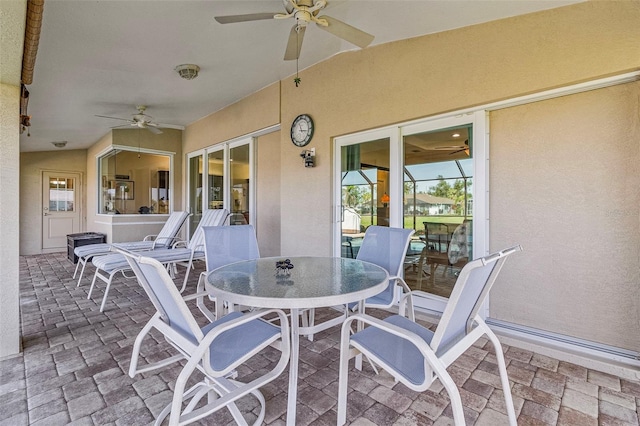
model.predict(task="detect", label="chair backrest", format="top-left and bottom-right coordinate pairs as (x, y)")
top-left (188, 209), bottom-right (230, 251)
top-left (202, 225), bottom-right (260, 271)
top-left (118, 248), bottom-right (203, 343)
top-left (155, 211), bottom-right (190, 248)
top-left (356, 226), bottom-right (414, 299)
top-left (431, 245), bottom-right (522, 353)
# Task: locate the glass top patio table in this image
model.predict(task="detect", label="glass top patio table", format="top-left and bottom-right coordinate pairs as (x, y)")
top-left (206, 256), bottom-right (389, 426)
top-left (206, 256), bottom-right (389, 309)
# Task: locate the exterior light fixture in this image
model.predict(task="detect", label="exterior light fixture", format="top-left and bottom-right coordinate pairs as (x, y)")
top-left (174, 64), bottom-right (200, 80)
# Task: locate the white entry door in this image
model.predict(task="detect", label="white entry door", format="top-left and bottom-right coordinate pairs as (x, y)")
top-left (42, 172), bottom-right (81, 250)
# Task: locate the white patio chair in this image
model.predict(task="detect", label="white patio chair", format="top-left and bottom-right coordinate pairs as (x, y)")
top-left (348, 225), bottom-right (416, 318)
top-left (195, 224), bottom-right (261, 321)
top-left (72, 210), bottom-right (190, 286)
top-left (118, 248), bottom-right (290, 426)
top-left (337, 245), bottom-right (522, 426)
top-left (88, 209), bottom-right (229, 312)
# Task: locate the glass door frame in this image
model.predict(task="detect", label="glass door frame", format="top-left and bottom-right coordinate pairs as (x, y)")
top-left (333, 110), bottom-right (488, 314)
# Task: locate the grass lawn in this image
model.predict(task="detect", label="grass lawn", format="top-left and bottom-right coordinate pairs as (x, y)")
top-left (360, 215), bottom-right (466, 234)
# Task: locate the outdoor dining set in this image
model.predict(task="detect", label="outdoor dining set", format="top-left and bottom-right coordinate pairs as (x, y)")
top-left (72, 209), bottom-right (521, 425)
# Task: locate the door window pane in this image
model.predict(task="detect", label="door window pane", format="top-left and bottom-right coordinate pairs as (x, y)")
top-left (340, 138), bottom-right (390, 258)
top-left (49, 177), bottom-right (75, 211)
top-left (189, 155), bottom-right (203, 236)
top-left (403, 125), bottom-right (473, 297)
top-left (207, 150), bottom-right (224, 210)
top-left (230, 144), bottom-right (250, 225)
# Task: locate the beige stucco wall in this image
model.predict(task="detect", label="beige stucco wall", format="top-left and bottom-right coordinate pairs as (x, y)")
top-left (255, 130), bottom-right (282, 256)
top-left (490, 82), bottom-right (640, 351)
top-left (181, 1), bottom-right (640, 351)
top-left (20, 150), bottom-right (88, 255)
top-left (0, 83), bottom-right (21, 356)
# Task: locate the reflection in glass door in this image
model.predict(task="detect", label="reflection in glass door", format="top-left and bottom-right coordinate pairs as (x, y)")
top-left (403, 125), bottom-right (473, 299)
top-left (188, 154), bottom-right (203, 237)
top-left (229, 143), bottom-right (251, 225)
top-left (340, 138), bottom-right (390, 258)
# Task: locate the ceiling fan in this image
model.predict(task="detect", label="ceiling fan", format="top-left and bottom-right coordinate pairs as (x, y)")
top-left (214, 0), bottom-right (374, 60)
top-left (95, 105), bottom-right (184, 135)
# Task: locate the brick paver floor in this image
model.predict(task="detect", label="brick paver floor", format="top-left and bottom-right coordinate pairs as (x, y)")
top-left (1, 252), bottom-right (639, 425)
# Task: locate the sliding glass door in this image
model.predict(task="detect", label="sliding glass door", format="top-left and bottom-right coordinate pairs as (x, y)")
top-left (334, 111), bottom-right (487, 312)
top-left (186, 138), bottom-right (254, 237)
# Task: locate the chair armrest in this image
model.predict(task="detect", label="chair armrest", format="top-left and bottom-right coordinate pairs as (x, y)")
top-left (342, 313), bottom-right (434, 357)
top-left (172, 240), bottom-right (188, 248)
top-left (142, 234), bottom-right (157, 242)
top-left (151, 236), bottom-right (182, 249)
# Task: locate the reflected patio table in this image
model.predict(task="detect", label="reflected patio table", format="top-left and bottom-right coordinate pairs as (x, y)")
top-left (207, 256), bottom-right (388, 425)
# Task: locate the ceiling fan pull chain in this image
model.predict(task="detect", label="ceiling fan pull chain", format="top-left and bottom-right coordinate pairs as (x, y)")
top-left (294, 29), bottom-right (301, 87)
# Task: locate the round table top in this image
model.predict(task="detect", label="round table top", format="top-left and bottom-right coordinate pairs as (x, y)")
top-left (206, 256), bottom-right (389, 309)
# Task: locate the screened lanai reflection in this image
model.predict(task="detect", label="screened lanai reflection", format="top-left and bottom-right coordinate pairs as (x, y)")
top-left (403, 125), bottom-right (473, 298)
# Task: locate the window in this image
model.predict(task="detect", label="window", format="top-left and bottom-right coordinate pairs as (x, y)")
top-left (186, 138), bottom-right (254, 236)
top-left (98, 149), bottom-right (172, 215)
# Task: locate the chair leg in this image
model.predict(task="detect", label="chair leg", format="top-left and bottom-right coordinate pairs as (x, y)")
top-left (486, 327), bottom-right (517, 425)
top-left (73, 258), bottom-right (82, 280)
top-left (76, 258), bottom-right (88, 287)
top-left (99, 275), bottom-right (115, 312)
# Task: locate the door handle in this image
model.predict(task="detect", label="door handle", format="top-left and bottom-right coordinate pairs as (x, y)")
top-left (44, 213), bottom-right (51, 216)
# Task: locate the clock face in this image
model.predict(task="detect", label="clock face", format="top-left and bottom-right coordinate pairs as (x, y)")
top-left (291, 114), bottom-right (314, 147)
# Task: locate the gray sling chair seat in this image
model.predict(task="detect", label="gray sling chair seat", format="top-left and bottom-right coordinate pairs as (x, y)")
top-left (337, 245), bottom-right (523, 426)
top-left (117, 247), bottom-right (290, 426)
top-left (88, 209), bottom-right (229, 312)
top-left (72, 210), bottom-right (190, 286)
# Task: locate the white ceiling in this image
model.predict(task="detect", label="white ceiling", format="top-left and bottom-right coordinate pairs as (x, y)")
top-left (20, 0), bottom-right (582, 152)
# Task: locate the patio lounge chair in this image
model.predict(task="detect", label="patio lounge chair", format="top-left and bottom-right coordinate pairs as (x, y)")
top-left (72, 210), bottom-right (190, 286)
top-left (337, 245), bottom-right (522, 426)
top-left (117, 247), bottom-right (290, 425)
top-left (88, 209), bottom-right (229, 312)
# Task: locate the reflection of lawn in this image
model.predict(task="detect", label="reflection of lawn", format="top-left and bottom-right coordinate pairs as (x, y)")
top-left (360, 215), bottom-right (466, 233)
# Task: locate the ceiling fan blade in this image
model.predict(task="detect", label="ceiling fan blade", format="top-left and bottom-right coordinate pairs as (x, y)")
top-left (95, 115), bottom-right (133, 123)
top-left (316, 15), bottom-right (374, 48)
top-left (154, 122), bottom-right (185, 131)
top-left (284, 25), bottom-right (306, 61)
top-left (214, 13), bottom-right (277, 24)
top-left (146, 125), bottom-right (163, 135)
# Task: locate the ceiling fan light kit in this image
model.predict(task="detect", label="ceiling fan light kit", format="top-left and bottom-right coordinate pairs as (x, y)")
top-left (174, 64), bottom-right (200, 80)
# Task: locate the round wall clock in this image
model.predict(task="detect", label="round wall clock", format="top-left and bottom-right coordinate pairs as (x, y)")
top-left (290, 114), bottom-right (314, 147)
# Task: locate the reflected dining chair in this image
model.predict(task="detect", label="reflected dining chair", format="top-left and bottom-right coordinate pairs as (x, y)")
top-left (338, 245), bottom-right (522, 426)
top-left (72, 210), bottom-right (189, 286)
top-left (118, 248), bottom-right (290, 426)
top-left (88, 209), bottom-right (229, 312)
top-left (195, 224), bottom-right (261, 321)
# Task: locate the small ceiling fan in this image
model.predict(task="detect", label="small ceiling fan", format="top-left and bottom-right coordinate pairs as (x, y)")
top-left (214, 0), bottom-right (374, 60)
top-left (95, 105), bottom-right (184, 135)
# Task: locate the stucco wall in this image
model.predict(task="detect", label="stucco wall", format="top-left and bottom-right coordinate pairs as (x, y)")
top-left (20, 149), bottom-right (88, 255)
top-left (0, 83), bottom-right (21, 356)
top-left (490, 82), bottom-right (640, 351)
top-left (255, 130), bottom-right (281, 257)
